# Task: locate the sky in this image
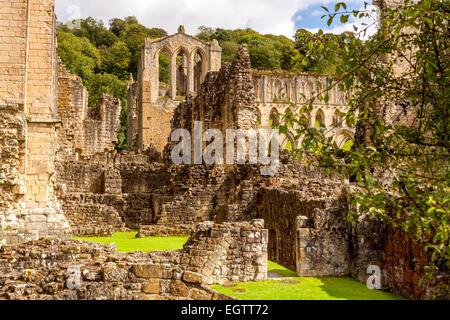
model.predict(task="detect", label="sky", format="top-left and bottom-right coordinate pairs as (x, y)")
top-left (55, 0), bottom-right (379, 39)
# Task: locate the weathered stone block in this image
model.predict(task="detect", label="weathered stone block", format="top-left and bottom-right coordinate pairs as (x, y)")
top-left (182, 271), bottom-right (204, 284)
top-left (169, 280), bottom-right (189, 297)
top-left (189, 288), bottom-right (212, 300)
top-left (142, 279), bottom-right (160, 294)
top-left (132, 264), bottom-right (162, 279)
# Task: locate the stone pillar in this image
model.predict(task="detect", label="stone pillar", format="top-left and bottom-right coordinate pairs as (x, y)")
top-left (187, 53), bottom-right (194, 95)
top-left (295, 215), bottom-right (311, 276)
top-left (209, 39), bottom-right (222, 72)
top-left (170, 53), bottom-right (177, 98)
top-left (262, 75), bottom-right (268, 103)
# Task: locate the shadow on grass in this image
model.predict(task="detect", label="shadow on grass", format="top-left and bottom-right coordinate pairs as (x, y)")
top-left (267, 261), bottom-right (297, 277)
top-left (268, 269), bottom-right (297, 277)
top-left (316, 277), bottom-right (407, 300)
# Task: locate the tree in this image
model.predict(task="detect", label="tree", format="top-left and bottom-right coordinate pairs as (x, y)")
top-left (119, 22), bottom-right (167, 77)
top-left (85, 73), bottom-right (127, 113)
top-left (102, 40), bottom-right (131, 79)
top-left (221, 41), bottom-right (239, 63)
top-left (109, 18), bottom-right (126, 37)
top-left (247, 39), bottom-right (281, 70)
top-left (195, 27), bottom-right (301, 70)
top-left (70, 17), bottom-right (119, 48)
top-left (278, 0), bottom-right (449, 294)
top-left (57, 31), bottom-right (101, 80)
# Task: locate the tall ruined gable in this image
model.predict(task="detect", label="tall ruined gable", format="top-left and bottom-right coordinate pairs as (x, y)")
top-left (164, 44), bottom-right (257, 158)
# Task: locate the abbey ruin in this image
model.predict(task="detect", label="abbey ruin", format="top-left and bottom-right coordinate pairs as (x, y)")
top-left (127, 26), bottom-right (353, 153)
top-left (0, 0), bottom-right (448, 300)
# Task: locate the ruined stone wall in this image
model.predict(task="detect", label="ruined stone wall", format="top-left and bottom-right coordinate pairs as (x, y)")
top-left (128, 30), bottom-right (222, 153)
top-left (383, 226), bottom-right (449, 300)
top-left (0, 0), bottom-right (27, 105)
top-left (0, 104), bottom-right (26, 211)
top-left (260, 185), bottom-right (449, 299)
top-left (257, 180), bottom-right (348, 273)
top-left (351, 215), bottom-right (449, 300)
top-left (252, 71), bottom-right (354, 149)
top-left (56, 62), bottom-right (121, 160)
top-left (0, 0), bottom-right (72, 245)
top-left (0, 220), bottom-right (267, 300)
top-left (164, 43), bottom-right (257, 162)
top-left (55, 152), bottom-right (150, 236)
top-left (128, 28), bottom-right (355, 155)
top-left (0, 0), bottom-right (28, 219)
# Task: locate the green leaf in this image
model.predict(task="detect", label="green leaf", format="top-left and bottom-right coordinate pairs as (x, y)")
top-left (327, 16), bottom-right (334, 26)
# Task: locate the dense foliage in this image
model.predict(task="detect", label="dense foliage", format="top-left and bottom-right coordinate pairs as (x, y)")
top-left (196, 26), bottom-right (340, 73)
top-left (277, 0), bottom-right (449, 296)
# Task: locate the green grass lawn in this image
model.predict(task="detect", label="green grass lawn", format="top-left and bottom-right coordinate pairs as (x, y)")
top-left (212, 261), bottom-right (406, 300)
top-left (267, 260), bottom-right (298, 277)
top-left (73, 231), bottom-right (188, 253)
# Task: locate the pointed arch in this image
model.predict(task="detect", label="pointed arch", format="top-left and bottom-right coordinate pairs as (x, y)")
top-left (174, 47), bottom-right (189, 97)
top-left (156, 46), bottom-right (173, 98)
top-left (332, 109), bottom-right (343, 128)
top-left (255, 107), bottom-right (262, 127)
top-left (334, 129), bottom-right (354, 150)
top-left (192, 47), bottom-right (207, 94)
top-left (269, 107), bottom-right (280, 127)
top-left (315, 108), bottom-right (326, 127)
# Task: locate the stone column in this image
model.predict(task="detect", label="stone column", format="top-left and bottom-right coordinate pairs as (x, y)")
top-left (170, 53), bottom-right (177, 98)
top-left (187, 52), bottom-right (194, 95)
top-left (262, 75), bottom-right (268, 103)
top-left (209, 39), bottom-right (222, 72)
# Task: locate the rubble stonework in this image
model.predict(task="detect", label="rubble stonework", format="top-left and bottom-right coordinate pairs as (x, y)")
top-left (257, 185), bottom-right (348, 273)
top-left (351, 215), bottom-right (450, 300)
top-left (56, 62), bottom-right (121, 160)
top-left (0, 220), bottom-right (266, 300)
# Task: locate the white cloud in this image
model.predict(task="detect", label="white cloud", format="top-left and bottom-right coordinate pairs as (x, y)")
top-left (56, 0), bottom-right (369, 39)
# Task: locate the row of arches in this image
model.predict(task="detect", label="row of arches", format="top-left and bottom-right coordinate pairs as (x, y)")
top-left (156, 46), bottom-right (207, 99)
top-left (256, 107), bottom-right (349, 129)
top-left (254, 106), bottom-right (354, 150)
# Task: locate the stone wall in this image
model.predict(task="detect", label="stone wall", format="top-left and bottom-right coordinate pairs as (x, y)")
top-left (257, 181), bottom-right (349, 274)
top-left (127, 28), bottom-right (222, 153)
top-left (128, 29), bottom-right (355, 155)
top-left (54, 152), bottom-right (146, 236)
top-left (351, 214), bottom-right (450, 300)
top-left (0, 103), bottom-right (26, 211)
top-left (0, 220), bottom-right (267, 300)
top-left (252, 70), bottom-right (354, 149)
top-left (0, 0), bottom-right (72, 245)
top-left (56, 62), bottom-right (121, 160)
top-left (383, 226), bottom-right (449, 300)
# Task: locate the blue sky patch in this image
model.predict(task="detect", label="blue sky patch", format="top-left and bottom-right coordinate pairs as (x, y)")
top-left (293, 2), bottom-right (362, 31)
